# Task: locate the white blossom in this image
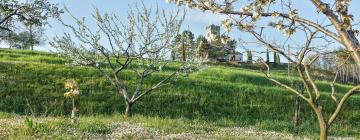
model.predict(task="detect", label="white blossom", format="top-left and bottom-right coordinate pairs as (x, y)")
top-left (165, 0), bottom-right (172, 4)
top-left (240, 5), bottom-right (250, 13)
top-left (252, 11), bottom-right (261, 20)
top-left (221, 19), bottom-right (233, 32)
top-left (289, 10), bottom-right (297, 20)
top-left (271, 12), bottom-right (280, 18)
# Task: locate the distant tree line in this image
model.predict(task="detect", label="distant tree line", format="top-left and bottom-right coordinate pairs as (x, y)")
top-left (314, 49), bottom-right (360, 84)
top-left (0, 0), bottom-right (62, 50)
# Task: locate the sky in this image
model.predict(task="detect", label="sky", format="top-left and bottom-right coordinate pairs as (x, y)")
top-left (41, 0), bottom-right (229, 51)
top-left (25, 0), bottom-right (360, 61)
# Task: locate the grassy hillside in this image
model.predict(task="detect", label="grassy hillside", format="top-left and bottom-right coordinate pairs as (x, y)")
top-left (0, 49), bottom-right (360, 138)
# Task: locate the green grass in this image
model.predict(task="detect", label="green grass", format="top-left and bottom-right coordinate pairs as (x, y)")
top-left (0, 112), bottom-right (14, 119)
top-left (0, 114), bottom-right (296, 139)
top-left (0, 48), bottom-right (360, 138)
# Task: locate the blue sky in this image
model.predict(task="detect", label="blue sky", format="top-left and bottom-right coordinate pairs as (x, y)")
top-left (37, 0), bottom-right (360, 61)
top-left (42, 0), bottom-right (229, 51)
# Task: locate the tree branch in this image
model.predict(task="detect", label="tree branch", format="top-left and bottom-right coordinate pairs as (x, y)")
top-left (0, 9), bottom-right (18, 26)
top-left (328, 85), bottom-right (360, 126)
top-left (330, 71), bottom-right (339, 104)
top-left (218, 10), bottom-right (341, 43)
top-left (0, 26), bottom-right (11, 31)
top-left (132, 72), bottom-right (177, 102)
top-left (258, 60), bottom-right (309, 101)
top-left (250, 30), bottom-right (296, 63)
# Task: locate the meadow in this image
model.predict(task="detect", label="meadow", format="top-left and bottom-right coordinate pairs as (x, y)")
top-left (0, 49), bottom-right (359, 139)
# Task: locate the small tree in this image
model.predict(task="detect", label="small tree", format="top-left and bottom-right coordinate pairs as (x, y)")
top-left (173, 30), bottom-right (195, 61)
top-left (224, 39), bottom-right (237, 61)
top-left (52, 4), bottom-right (193, 117)
top-left (8, 30), bottom-right (43, 50)
top-left (195, 35), bottom-right (210, 61)
top-left (2, 32), bottom-right (19, 48)
top-left (24, 23), bottom-right (45, 50)
top-left (247, 50), bottom-right (253, 64)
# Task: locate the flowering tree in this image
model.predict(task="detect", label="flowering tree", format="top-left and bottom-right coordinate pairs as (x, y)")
top-left (51, 4), bottom-right (195, 117)
top-left (0, 0), bottom-right (62, 40)
top-left (64, 80), bottom-right (80, 123)
top-left (167, 0), bottom-right (360, 139)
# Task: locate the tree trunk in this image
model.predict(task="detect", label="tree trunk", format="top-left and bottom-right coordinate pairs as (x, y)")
top-left (29, 24), bottom-right (34, 51)
top-left (314, 109), bottom-right (328, 140)
top-left (358, 66), bottom-right (360, 83)
top-left (182, 42), bottom-right (186, 61)
top-left (125, 101), bottom-right (133, 117)
top-left (319, 124), bottom-right (328, 140)
top-left (273, 52), bottom-right (277, 64)
top-left (352, 64), bottom-right (355, 83)
top-left (346, 65), bottom-right (349, 82)
top-left (294, 95), bottom-right (301, 127)
top-left (171, 50), bottom-right (176, 61)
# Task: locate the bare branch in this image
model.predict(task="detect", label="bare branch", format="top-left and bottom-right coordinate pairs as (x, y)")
top-left (258, 59), bottom-right (309, 101)
top-left (132, 72), bottom-right (178, 102)
top-left (249, 30), bottom-right (295, 63)
top-left (328, 85), bottom-right (360, 126)
top-left (330, 71), bottom-right (339, 104)
top-left (193, 4), bottom-right (341, 43)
